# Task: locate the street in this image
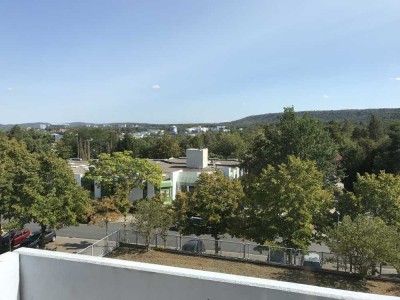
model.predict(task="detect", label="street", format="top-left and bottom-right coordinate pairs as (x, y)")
top-left (26, 221), bottom-right (330, 253)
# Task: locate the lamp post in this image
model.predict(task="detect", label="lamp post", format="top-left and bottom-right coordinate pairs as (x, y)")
top-left (337, 211), bottom-right (340, 226)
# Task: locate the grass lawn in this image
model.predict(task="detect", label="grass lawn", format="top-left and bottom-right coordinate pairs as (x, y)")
top-left (107, 247), bottom-right (400, 297)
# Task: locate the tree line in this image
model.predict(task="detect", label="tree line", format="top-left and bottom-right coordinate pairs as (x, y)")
top-left (2, 107), bottom-right (400, 276)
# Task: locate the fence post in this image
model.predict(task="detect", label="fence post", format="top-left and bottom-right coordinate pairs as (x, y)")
top-left (268, 247), bottom-right (271, 263)
top-left (219, 240), bottom-right (222, 256)
top-left (336, 255), bottom-right (339, 271)
top-left (91, 245), bottom-right (93, 256)
top-left (155, 234), bottom-right (158, 248)
top-left (243, 243), bottom-right (246, 259)
top-left (135, 231), bottom-right (138, 245)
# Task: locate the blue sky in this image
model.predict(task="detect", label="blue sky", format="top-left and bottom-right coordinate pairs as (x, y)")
top-left (1, 1), bottom-right (399, 124)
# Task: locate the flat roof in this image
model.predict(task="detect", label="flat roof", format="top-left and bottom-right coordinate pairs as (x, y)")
top-left (152, 158), bottom-right (240, 174)
top-left (67, 159), bottom-right (90, 175)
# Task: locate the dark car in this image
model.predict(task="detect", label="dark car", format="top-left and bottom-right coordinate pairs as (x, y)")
top-left (0, 229), bottom-right (31, 247)
top-left (20, 230), bottom-right (56, 249)
top-left (302, 253), bottom-right (321, 269)
top-left (169, 222), bottom-right (180, 231)
top-left (182, 239), bottom-right (206, 254)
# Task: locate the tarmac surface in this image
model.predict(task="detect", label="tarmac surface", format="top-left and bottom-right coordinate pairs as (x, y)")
top-left (44, 236), bottom-right (98, 253)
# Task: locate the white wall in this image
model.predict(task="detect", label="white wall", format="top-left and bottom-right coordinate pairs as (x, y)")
top-left (0, 252), bottom-right (20, 300)
top-left (128, 188), bottom-right (143, 202)
top-left (171, 170), bottom-right (183, 200)
top-left (7, 248), bottom-right (396, 300)
top-left (94, 180), bottom-right (101, 199)
top-left (147, 182), bottom-right (155, 199)
top-left (73, 173), bottom-right (82, 186)
top-left (186, 148), bottom-right (208, 169)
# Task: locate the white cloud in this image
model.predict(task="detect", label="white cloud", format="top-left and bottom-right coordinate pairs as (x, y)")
top-left (323, 94), bottom-right (329, 99)
top-left (7, 87), bottom-right (14, 91)
top-left (151, 84), bottom-right (160, 89)
top-left (395, 77), bottom-right (400, 81)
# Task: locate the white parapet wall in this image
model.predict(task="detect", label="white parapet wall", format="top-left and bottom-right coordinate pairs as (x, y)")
top-left (0, 252), bottom-right (20, 300)
top-left (0, 248), bottom-right (398, 300)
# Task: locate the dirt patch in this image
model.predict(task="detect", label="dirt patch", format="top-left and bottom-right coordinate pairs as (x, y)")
top-left (107, 247), bottom-right (400, 297)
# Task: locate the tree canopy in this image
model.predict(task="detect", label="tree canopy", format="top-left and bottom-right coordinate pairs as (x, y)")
top-left (242, 107), bottom-right (339, 183)
top-left (175, 170), bottom-right (244, 253)
top-left (243, 156), bottom-right (334, 249)
top-left (326, 215), bottom-right (399, 276)
top-left (338, 172), bottom-right (400, 229)
top-left (0, 138), bottom-right (90, 248)
top-left (24, 153), bottom-right (90, 247)
top-left (131, 195), bottom-right (173, 249)
top-left (85, 151), bottom-right (163, 226)
top-left (0, 137), bottom-right (39, 231)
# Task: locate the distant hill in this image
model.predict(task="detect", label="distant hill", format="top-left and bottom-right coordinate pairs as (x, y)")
top-left (1, 108), bottom-right (400, 130)
top-left (225, 108), bottom-right (400, 127)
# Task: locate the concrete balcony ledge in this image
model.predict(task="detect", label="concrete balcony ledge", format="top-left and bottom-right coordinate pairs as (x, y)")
top-left (0, 248), bottom-right (398, 300)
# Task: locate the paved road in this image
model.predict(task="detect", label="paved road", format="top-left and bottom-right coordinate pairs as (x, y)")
top-left (26, 222), bottom-right (330, 253)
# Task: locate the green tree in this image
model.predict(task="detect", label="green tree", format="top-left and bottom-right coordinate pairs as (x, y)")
top-left (373, 122), bottom-right (400, 174)
top-left (7, 126), bottom-right (52, 154)
top-left (54, 139), bottom-right (73, 159)
top-left (353, 172), bottom-right (400, 228)
top-left (60, 127), bottom-right (120, 159)
top-left (213, 132), bottom-right (245, 159)
top-left (368, 114), bottom-right (385, 141)
top-left (242, 107), bottom-right (339, 183)
top-left (90, 197), bottom-right (121, 235)
top-left (85, 151), bottom-right (163, 228)
top-left (171, 192), bottom-right (189, 233)
top-left (177, 170), bottom-right (245, 254)
top-left (244, 156), bottom-right (334, 249)
top-left (153, 134), bottom-right (181, 158)
top-left (0, 137), bottom-right (40, 232)
top-left (131, 195), bottom-right (173, 250)
top-left (326, 215), bottom-right (398, 276)
top-left (28, 153), bottom-right (90, 248)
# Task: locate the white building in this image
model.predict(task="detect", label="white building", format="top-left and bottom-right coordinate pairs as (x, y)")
top-left (170, 125), bottom-right (178, 135)
top-left (51, 133), bottom-right (63, 142)
top-left (0, 248), bottom-right (393, 300)
top-left (68, 149), bottom-right (242, 204)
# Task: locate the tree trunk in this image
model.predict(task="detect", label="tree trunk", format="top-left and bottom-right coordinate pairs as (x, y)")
top-left (213, 234), bottom-right (220, 254)
top-left (40, 224), bottom-right (46, 249)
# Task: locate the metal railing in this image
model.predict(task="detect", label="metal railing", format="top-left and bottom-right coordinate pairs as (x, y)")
top-left (77, 229), bottom-right (399, 276)
top-left (77, 230), bottom-right (120, 257)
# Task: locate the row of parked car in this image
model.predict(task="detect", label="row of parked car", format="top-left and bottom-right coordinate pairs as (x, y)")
top-left (0, 229), bottom-right (56, 249)
top-left (180, 240), bottom-right (322, 269)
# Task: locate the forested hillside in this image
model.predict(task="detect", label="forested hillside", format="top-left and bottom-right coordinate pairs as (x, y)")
top-left (226, 108), bottom-right (400, 127)
top-left (2, 108), bottom-right (400, 129)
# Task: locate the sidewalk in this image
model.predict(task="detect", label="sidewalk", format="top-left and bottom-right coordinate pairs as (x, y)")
top-left (45, 236), bottom-right (98, 254)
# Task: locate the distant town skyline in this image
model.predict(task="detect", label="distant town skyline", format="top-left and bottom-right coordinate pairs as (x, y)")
top-left (1, 1), bottom-right (399, 124)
